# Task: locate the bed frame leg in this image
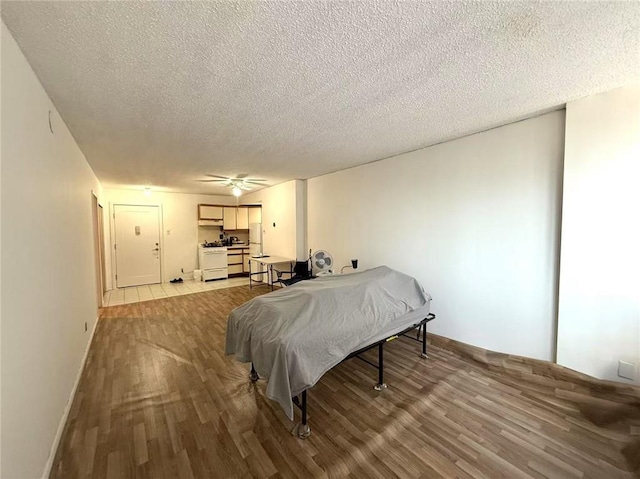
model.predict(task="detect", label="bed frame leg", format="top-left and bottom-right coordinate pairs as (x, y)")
top-left (374, 342), bottom-right (387, 391)
top-left (301, 390), bottom-right (308, 426)
top-left (420, 323), bottom-right (429, 359)
top-left (292, 390), bottom-right (311, 439)
top-left (249, 363), bottom-right (259, 382)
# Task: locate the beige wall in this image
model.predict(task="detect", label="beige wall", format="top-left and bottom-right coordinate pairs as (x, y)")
top-left (307, 111), bottom-right (565, 361)
top-left (0, 23), bottom-right (3, 478)
top-left (104, 188), bottom-right (237, 286)
top-left (1, 21), bottom-right (105, 478)
top-left (557, 86), bottom-right (640, 384)
top-left (242, 180), bottom-right (306, 260)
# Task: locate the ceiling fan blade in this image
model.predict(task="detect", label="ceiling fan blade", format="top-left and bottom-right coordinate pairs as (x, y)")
top-left (197, 174), bottom-right (266, 189)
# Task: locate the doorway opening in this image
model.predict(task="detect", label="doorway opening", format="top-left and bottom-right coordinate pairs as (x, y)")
top-left (91, 193), bottom-right (107, 308)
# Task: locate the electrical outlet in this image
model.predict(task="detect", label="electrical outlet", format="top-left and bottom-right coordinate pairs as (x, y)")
top-left (618, 360), bottom-right (636, 380)
top-left (84, 321), bottom-right (87, 332)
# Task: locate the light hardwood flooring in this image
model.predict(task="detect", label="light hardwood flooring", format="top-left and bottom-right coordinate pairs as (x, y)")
top-left (52, 285), bottom-right (640, 478)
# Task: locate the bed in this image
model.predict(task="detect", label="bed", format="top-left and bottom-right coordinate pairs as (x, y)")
top-left (225, 265), bottom-right (435, 437)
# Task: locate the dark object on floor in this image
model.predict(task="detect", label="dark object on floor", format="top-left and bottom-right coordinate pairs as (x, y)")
top-left (170, 278), bottom-right (183, 283)
top-left (274, 260), bottom-right (311, 287)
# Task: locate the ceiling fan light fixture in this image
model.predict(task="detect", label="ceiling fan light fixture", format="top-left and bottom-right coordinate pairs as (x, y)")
top-left (232, 186), bottom-right (242, 197)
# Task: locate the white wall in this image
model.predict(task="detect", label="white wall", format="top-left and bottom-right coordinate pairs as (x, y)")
top-left (1, 21), bottom-right (104, 478)
top-left (295, 180), bottom-right (307, 259)
top-left (307, 111), bottom-right (565, 361)
top-left (104, 188), bottom-right (237, 285)
top-left (0, 22), bottom-right (4, 477)
top-left (243, 180), bottom-right (306, 260)
top-left (557, 86), bottom-right (640, 384)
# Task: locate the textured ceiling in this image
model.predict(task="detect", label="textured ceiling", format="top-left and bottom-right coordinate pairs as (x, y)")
top-left (2, 2), bottom-right (639, 195)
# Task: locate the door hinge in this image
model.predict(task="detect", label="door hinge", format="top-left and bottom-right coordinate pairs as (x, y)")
top-left (115, 274), bottom-right (117, 279)
top-left (114, 244), bottom-right (117, 250)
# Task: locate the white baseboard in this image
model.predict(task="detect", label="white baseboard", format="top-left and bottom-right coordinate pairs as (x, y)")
top-left (41, 316), bottom-right (100, 478)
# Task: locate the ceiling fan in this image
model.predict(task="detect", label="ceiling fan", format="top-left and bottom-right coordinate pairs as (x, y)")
top-left (198, 174), bottom-right (267, 196)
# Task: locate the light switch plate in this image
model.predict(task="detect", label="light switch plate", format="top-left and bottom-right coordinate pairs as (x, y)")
top-left (618, 360), bottom-right (637, 380)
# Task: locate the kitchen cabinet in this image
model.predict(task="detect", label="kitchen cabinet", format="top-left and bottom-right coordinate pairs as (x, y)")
top-left (227, 247), bottom-right (252, 276)
top-left (199, 204), bottom-right (259, 231)
top-left (236, 207), bottom-right (249, 229)
top-left (199, 205), bottom-right (223, 220)
top-left (228, 264), bottom-right (243, 275)
top-left (248, 206), bottom-right (262, 224)
top-left (223, 207), bottom-right (237, 230)
top-left (227, 248), bottom-right (244, 276)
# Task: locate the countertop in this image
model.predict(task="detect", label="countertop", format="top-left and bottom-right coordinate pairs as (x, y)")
top-left (227, 244), bottom-right (248, 249)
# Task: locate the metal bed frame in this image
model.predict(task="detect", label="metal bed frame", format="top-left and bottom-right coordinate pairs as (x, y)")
top-left (249, 312), bottom-right (436, 438)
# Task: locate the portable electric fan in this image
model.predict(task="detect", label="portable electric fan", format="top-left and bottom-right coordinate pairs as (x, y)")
top-left (311, 250), bottom-right (334, 275)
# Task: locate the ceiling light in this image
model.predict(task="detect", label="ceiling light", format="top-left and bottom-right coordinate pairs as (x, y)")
top-left (232, 186), bottom-right (242, 197)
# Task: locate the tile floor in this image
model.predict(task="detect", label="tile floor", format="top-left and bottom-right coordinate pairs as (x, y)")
top-left (102, 277), bottom-right (251, 306)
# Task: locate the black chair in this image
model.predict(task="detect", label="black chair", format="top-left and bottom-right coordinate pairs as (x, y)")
top-left (274, 260), bottom-right (311, 287)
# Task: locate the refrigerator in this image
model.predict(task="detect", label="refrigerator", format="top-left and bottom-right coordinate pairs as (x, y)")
top-left (249, 223), bottom-right (263, 257)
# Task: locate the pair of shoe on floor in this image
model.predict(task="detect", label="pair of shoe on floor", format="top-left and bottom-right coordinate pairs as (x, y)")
top-left (170, 277), bottom-right (183, 283)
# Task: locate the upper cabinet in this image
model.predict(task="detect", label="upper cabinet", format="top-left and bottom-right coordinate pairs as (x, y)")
top-left (199, 204), bottom-right (261, 230)
top-left (248, 206), bottom-right (262, 224)
top-left (199, 204), bottom-right (223, 220)
top-left (198, 205), bottom-right (223, 225)
top-left (223, 207), bottom-right (237, 230)
top-left (236, 207), bottom-right (249, 229)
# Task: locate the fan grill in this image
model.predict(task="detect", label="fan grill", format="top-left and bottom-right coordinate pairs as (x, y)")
top-left (312, 250), bottom-right (333, 273)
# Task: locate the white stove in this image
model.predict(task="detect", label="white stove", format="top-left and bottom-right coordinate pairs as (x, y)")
top-left (198, 245), bottom-right (228, 281)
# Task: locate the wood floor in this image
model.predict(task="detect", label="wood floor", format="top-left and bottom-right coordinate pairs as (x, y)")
top-left (51, 285), bottom-right (640, 479)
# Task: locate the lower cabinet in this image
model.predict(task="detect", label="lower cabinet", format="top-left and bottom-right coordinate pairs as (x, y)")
top-left (228, 264), bottom-right (243, 275)
top-left (227, 249), bottom-right (243, 276)
top-left (227, 248), bottom-right (252, 276)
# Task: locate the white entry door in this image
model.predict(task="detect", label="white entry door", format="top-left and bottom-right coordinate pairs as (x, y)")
top-left (114, 204), bottom-right (161, 287)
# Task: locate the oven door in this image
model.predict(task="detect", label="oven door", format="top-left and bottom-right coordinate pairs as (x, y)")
top-left (199, 248), bottom-right (228, 281)
top-left (200, 249), bottom-right (227, 269)
top-left (202, 267), bottom-right (228, 281)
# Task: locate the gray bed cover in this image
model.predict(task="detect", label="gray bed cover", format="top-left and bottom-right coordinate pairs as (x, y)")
top-left (225, 265), bottom-right (431, 420)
